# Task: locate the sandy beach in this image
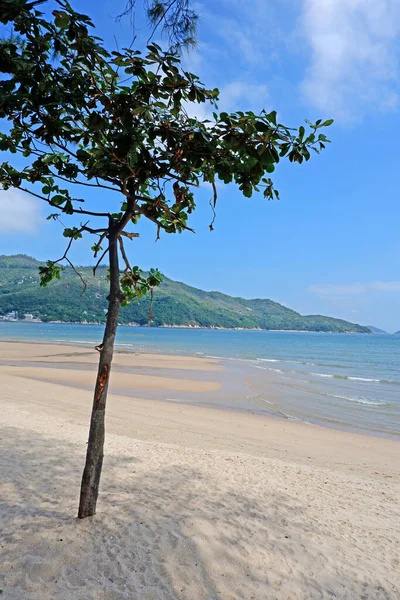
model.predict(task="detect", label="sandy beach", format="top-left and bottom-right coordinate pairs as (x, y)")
top-left (1, 341), bottom-right (399, 599)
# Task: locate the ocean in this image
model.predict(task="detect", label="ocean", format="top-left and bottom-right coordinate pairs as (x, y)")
top-left (1, 321), bottom-right (399, 438)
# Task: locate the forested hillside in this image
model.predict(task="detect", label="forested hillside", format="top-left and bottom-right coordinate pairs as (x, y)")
top-left (0, 255), bottom-right (371, 333)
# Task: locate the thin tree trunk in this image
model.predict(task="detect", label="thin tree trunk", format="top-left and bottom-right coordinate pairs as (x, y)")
top-left (78, 231), bottom-right (121, 518)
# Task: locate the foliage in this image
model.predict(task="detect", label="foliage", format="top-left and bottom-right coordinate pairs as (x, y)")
top-left (0, 255), bottom-right (371, 333)
top-left (0, 0), bottom-right (332, 302)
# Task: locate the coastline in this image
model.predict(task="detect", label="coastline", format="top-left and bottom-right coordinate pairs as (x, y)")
top-left (0, 318), bottom-right (371, 333)
top-left (0, 337), bottom-right (399, 438)
top-left (0, 340), bottom-right (397, 466)
top-left (1, 340), bottom-right (399, 599)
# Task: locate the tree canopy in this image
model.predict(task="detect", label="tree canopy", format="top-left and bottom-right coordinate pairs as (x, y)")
top-left (0, 0), bottom-right (332, 298)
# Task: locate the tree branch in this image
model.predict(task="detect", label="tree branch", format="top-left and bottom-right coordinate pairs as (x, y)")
top-left (51, 233), bottom-right (88, 296)
top-left (93, 247), bottom-right (109, 276)
top-left (17, 186), bottom-right (111, 218)
top-left (136, 198), bottom-right (195, 234)
top-left (81, 226), bottom-right (108, 235)
top-left (111, 195), bottom-right (136, 237)
top-left (50, 171), bottom-right (121, 193)
top-left (65, 257), bottom-right (88, 296)
top-left (209, 180), bottom-right (217, 231)
top-left (118, 235), bottom-right (131, 271)
top-left (121, 231), bottom-right (140, 240)
top-left (93, 231), bottom-right (108, 257)
top-left (76, 208), bottom-right (112, 218)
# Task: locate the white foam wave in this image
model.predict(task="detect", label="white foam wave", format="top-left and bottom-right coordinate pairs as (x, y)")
top-left (256, 358), bottom-right (317, 366)
top-left (251, 365), bottom-right (283, 374)
top-left (326, 392), bottom-right (384, 406)
top-left (348, 376), bottom-right (380, 383)
top-left (257, 358), bottom-right (279, 363)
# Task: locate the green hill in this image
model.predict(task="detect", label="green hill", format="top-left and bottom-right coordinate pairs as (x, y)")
top-left (366, 325), bottom-right (388, 334)
top-left (0, 255), bottom-right (370, 333)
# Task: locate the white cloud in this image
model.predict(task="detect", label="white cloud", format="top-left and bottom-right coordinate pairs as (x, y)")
top-left (300, 0), bottom-right (400, 119)
top-left (219, 81), bottom-right (269, 113)
top-left (0, 189), bottom-right (43, 234)
top-left (216, 0), bottom-right (282, 65)
top-left (183, 81), bottom-right (269, 121)
top-left (308, 281), bottom-right (400, 297)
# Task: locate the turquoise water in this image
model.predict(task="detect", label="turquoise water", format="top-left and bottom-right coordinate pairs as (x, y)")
top-left (1, 322), bottom-right (399, 438)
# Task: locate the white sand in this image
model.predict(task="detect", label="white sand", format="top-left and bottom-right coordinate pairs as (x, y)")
top-left (0, 342), bottom-right (399, 599)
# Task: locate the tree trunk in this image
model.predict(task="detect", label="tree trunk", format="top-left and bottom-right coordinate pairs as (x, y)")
top-left (78, 231), bottom-right (121, 518)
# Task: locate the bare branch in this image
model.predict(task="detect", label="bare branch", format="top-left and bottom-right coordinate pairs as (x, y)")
top-left (121, 231), bottom-right (140, 240)
top-left (93, 247), bottom-right (109, 276)
top-left (209, 180), bottom-right (217, 231)
top-left (50, 172), bottom-right (121, 193)
top-left (93, 231), bottom-right (108, 257)
top-left (65, 257), bottom-right (88, 296)
top-left (118, 235), bottom-right (131, 271)
top-left (18, 186), bottom-right (53, 204)
top-left (18, 186), bottom-right (111, 219)
top-left (76, 208), bottom-right (112, 218)
top-left (50, 232), bottom-right (88, 296)
top-left (81, 226), bottom-right (108, 235)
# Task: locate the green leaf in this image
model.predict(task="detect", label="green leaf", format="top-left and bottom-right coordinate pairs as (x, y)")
top-left (53, 11), bottom-right (70, 30)
top-left (50, 195), bottom-right (66, 207)
top-left (265, 110), bottom-right (277, 125)
top-left (63, 227), bottom-right (82, 239)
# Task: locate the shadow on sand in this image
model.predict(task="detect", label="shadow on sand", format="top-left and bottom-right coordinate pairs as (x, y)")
top-left (0, 425), bottom-right (396, 600)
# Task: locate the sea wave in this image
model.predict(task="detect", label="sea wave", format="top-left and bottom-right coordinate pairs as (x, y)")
top-left (311, 372), bottom-right (399, 385)
top-left (256, 358), bottom-right (280, 363)
top-left (251, 365), bottom-right (283, 373)
top-left (255, 357), bottom-right (353, 368)
top-left (348, 376), bottom-right (380, 382)
top-left (257, 357), bottom-right (318, 366)
top-left (324, 392), bottom-right (387, 406)
top-left (313, 373), bottom-right (333, 378)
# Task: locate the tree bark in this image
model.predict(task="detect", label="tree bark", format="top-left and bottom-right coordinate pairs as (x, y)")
top-left (78, 231), bottom-right (121, 518)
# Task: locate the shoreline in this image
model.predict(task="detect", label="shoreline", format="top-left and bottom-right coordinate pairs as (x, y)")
top-left (0, 339), bottom-right (398, 440)
top-left (0, 319), bottom-right (371, 333)
top-left (0, 340), bottom-right (398, 467)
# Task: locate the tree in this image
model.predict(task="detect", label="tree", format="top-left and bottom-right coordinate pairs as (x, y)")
top-left (0, 0), bottom-right (332, 518)
top-left (118, 0), bottom-right (197, 50)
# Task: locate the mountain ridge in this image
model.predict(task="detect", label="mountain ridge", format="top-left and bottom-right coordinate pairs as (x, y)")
top-left (0, 254), bottom-right (371, 333)
top-left (366, 325), bottom-right (389, 334)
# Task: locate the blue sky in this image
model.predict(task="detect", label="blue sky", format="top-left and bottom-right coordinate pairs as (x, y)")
top-left (1, 0), bottom-right (400, 332)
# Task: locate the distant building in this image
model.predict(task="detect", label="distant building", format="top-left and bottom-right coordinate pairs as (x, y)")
top-left (0, 311), bottom-right (18, 321)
